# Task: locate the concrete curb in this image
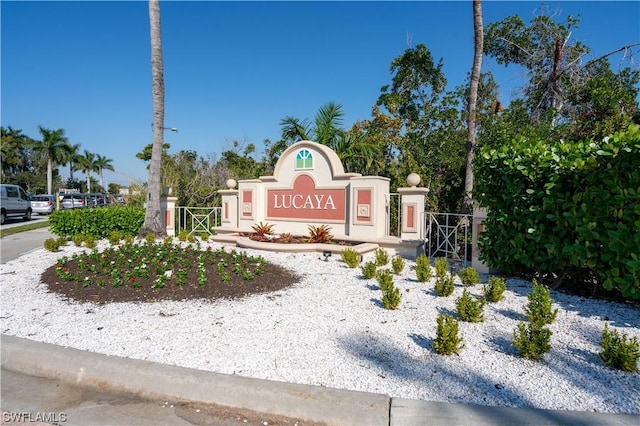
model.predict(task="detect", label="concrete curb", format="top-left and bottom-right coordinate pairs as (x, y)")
top-left (2, 335), bottom-right (639, 426)
top-left (1, 335), bottom-right (389, 425)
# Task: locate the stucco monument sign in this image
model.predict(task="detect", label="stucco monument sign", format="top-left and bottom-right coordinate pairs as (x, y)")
top-left (213, 140), bottom-right (431, 258)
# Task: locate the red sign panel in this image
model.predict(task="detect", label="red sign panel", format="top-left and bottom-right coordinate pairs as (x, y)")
top-left (267, 174), bottom-right (345, 221)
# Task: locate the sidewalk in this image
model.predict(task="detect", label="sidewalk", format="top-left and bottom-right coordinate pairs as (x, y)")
top-left (2, 335), bottom-right (638, 425)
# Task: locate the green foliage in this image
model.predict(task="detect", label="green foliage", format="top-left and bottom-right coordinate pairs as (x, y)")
top-left (433, 314), bottom-right (464, 355)
top-left (177, 229), bottom-right (189, 242)
top-left (84, 234), bottom-right (96, 249)
top-left (391, 255), bottom-right (405, 275)
top-left (415, 254), bottom-right (432, 282)
top-left (434, 257), bottom-right (449, 279)
top-left (49, 207), bottom-right (145, 240)
top-left (458, 267), bottom-right (480, 286)
top-left (374, 248), bottom-right (390, 266)
top-left (456, 289), bottom-right (485, 322)
top-left (340, 248), bottom-right (361, 268)
top-left (434, 275), bottom-right (455, 297)
top-left (513, 321), bottom-right (553, 360)
top-left (483, 276), bottom-right (506, 303)
top-left (599, 324), bottom-right (640, 372)
top-left (72, 234), bottom-right (84, 247)
top-left (382, 284), bottom-right (401, 310)
top-left (252, 221), bottom-right (274, 237)
top-left (376, 268), bottom-right (394, 293)
top-left (145, 232), bottom-right (156, 244)
top-left (108, 230), bottom-right (122, 246)
top-left (361, 261), bottom-right (378, 279)
top-left (513, 279), bottom-right (557, 359)
top-left (43, 238), bottom-right (60, 252)
top-left (476, 125), bottom-right (640, 299)
top-left (524, 280), bottom-right (558, 327)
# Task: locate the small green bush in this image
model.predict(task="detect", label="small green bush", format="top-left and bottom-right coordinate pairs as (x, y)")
top-left (48, 206), bottom-right (144, 239)
top-left (361, 261), bottom-right (378, 279)
top-left (108, 230), bottom-right (122, 245)
top-left (415, 254), bottom-right (432, 282)
top-left (145, 232), bottom-right (156, 244)
top-left (341, 248), bottom-right (361, 268)
top-left (72, 234), bottom-right (84, 247)
top-left (124, 234), bottom-right (134, 245)
top-left (434, 275), bottom-right (455, 297)
top-left (376, 268), bottom-right (394, 292)
top-left (456, 289), bottom-right (485, 322)
top-left (459, 267), bottom-right (480, 286)
top-left (56, 236), bottom-right (67, 247)
top-left (391, 256), bottom-right (405, 275)
top-left (163, 236), bottom-right (173, 245)
top-left (382, 284), bottom-right (401, 310)
top-left (433, 314), bottom-right (464, 355)
top-left (435, 257), bottom-right (449, 279)
top-left (513, 322), bottom-right (552, 360)
top-left (374, 248), bottom-right (390, 267)
top-left (525, 279), bottom-right (558, 327)
top-left (483, 276), bottom-right (506, 303)
top-left (599, 323), bottom-right (640, 372)
top-left (43, 238), bottom-right (60, 252)
top-left (177, 230), bottom-right (190, 242)
top-left (84, 234), bottom-right (96, 249)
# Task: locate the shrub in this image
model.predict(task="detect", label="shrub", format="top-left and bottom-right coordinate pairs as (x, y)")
top-left (435, 257), bottom-right (449, 279)
top-left (434, 275), bottom-right (455, 297)
top-left (124, 234), bottom-right (134, 245)
top-left (459, 267), bottom-right (480, 286)
top-left (56, 236), bottom-right (67, 247)
top-left (513, 322), bottom-right (552, 360)
top-left (599, 323), bottom-right (640, 372)
top-left (415, 254), bottom-right (432, 282)
top-left (252, 221), bottom-right (274, 240)
top-left (361, 261), bottom-right (377, 279)
top-left (374, 248), bottom-right (390, 266)
top-left (382, 284), bottom-right (401, 310)
top-left (476, 125), bottom-right (640, 299)
top-left (145, 232), bottom-right (156, 245)
top-left (483, 276), bottom-right (506, 303)
top-left (308, 224), bottom-right (333, 243)
top-left (72, 234), bottom-right (84, 247)
top-left (44, 238), bottom-right (60, 252)
top-left (433, 314), bottom-right (464, 355)
top-left (376, 268), bottom-right (394, 292)
top-left (456, 289), bottom-right (485, 322)
top-left (341, 248), bottom-right (361, 268)
top-left (391, 256), bottom-right (405, 275)
top-left (108, 230), bottom-right (123, 245)
top-left (48, 206), bottom-right (144, 239)
top-left (177, 230), bottom-right (189, 242)
top-left (525, 279), bottom-right (558, 327)
top-left (84, 234), bottom-right (97, 249)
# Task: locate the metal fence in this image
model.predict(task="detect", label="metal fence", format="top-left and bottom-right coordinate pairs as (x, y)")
top-left (175, 207), bottom-right (221, 237)
top-left (424, 212), bottom-right (473, 267)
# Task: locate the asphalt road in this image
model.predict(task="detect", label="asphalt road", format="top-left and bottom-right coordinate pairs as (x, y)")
top-left (0, 226), bottom-right (53, 264)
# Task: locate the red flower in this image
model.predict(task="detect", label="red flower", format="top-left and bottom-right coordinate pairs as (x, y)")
top-left (128, 277), bottom-right (135, 283)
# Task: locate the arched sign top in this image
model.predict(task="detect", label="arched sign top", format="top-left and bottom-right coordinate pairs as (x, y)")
top-left (268, 140), bottom-right (360, 182)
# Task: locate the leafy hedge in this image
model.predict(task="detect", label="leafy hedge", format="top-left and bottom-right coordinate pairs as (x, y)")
top-left (49, 207), bottom-right (145, 239)
top-left (475, 124), bottom-right (640, 299)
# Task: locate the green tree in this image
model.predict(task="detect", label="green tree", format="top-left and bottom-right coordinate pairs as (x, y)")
top-left (33, 126), bottom-right (70, 195)
top-left (141, 0), bottom-right (166, 237)
top-left (77, 150), bottom-right (98, 193)
top-left (61, 142), bottom-right (82, 183)
top-left (95, 154), bottom-right (114, 191)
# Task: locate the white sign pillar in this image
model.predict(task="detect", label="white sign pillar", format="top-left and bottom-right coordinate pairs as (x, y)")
top-left (398, 173), bottom-right (429, 241)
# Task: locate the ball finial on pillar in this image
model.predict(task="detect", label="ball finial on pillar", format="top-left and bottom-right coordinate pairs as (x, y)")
top-left (406, 173), bottom-right (421, 187)
top-left (226, 179), bottom-right (237, 189)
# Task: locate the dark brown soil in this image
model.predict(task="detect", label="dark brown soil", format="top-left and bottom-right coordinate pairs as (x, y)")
top-left (41, 243), bottom-right (300, 305)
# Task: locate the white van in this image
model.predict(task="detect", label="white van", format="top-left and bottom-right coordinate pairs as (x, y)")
top-left (0, 184), bottom-right (32, 225)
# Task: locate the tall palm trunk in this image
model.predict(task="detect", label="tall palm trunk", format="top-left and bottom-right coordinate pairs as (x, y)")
top-left (141, 0), bottom-right (166, 237)
top-left (463, 0), bottom-right (483, 213)
top-left (47, 159), bottom-right (53, 196)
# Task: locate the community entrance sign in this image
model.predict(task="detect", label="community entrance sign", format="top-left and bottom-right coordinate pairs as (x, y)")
top-left (215, 140), bottom-right (429, 247)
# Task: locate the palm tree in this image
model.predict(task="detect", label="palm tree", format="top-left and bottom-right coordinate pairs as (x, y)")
top-left (95, 154), bottom-right (114, 191)
top-left (62, 142), bottom-right (81, 182)
top-left (140, 0), bottom-right (166, 237)
top-left (33, 126), bottom-right (70, 195)
top-left (463, 0), bottom-right (484, 213)
top-left (279, 102), bottom-right (381, 173)
top-left (78, 150), bottom-right (98, 193)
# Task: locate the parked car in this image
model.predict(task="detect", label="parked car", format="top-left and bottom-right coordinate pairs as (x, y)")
top-left (30, 194), bottom-right (56, 215)
top-left (59, 193), bottom-right (94, 209)
top-left (88, 192), bottom-right (110, 207)
top-left (0, 184), bottom-right (32, 224)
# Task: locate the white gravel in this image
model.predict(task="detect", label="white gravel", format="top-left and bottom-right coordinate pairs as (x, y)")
top-left (1, 241), bottom-right (639, 414)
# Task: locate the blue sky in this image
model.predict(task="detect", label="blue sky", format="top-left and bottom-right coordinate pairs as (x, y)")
top-left (2, 1), bottom-right (639, 187)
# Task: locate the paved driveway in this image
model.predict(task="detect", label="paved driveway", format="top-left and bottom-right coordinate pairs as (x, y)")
top-left (0, 227), bottom-right (54, 264)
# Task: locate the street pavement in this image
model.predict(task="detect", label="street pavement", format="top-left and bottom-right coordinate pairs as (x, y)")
top-left (1, 229), bottom-right (639, 425)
